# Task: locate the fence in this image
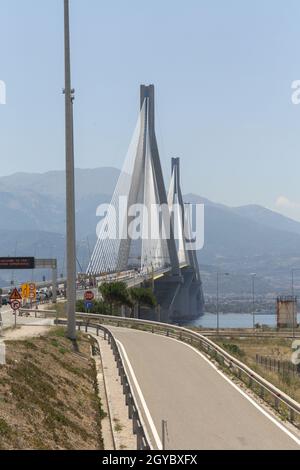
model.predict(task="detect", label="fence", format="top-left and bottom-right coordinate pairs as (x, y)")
top-left (256, 354), bottom-right (300, 378)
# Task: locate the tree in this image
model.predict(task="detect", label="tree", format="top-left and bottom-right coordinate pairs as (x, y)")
top-left (129, 287), bottom-right (157, 317)
top-left (99, 282), bottom-right (132, 315)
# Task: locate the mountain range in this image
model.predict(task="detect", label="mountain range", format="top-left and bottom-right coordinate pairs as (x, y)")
top-left (1, 167), bottom-right (300, 294)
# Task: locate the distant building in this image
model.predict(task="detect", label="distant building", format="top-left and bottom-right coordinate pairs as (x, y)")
top-left (276, 296), bottom-right (297, 329)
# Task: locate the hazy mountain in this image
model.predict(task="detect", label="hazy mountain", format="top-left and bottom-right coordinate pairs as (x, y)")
top-left (1, 170), bottom-right (300, 293)
top-left (232, 204), bottom-right (300, 235)
top-left (185, 194), bottom-right (300, 236)
top-left (0, 167), bottom-right (120, 201)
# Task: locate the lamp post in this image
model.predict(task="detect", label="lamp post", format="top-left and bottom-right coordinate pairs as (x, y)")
top-left (216, 272), bottom-right (230, 334)
top-left (64, 0), bottom-right (76, 340)
top-left (291, 269), bottom-right (300, 338)
top-left (251, 273), bottom-right (256, 331)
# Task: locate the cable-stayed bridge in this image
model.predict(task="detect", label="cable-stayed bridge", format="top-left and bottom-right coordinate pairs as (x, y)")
top-left (87, 85), bottom-right (204, 322)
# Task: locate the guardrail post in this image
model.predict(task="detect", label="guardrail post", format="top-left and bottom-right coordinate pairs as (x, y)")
top-left (260, 386), bottom-right (264, 399)
top-left (120, 367), bottom-right (125, 385)
top-left (124, 383), bottom-right (129, 403)
top-left (78, 323), bottom-right (81, 331)
top-left (274, 396), bottom-right (279, 410)
top-left (166, 330), bottom-right (169, 337)
top-left (132, 411), bottom-right (138, 435)
top-left (128, 397), bottom-right (133, 419)
top-left (137, 427), bottom-right (143, 450)
top-left (96, 327), bottom-right (99, 337)
top-left (290, 408), bottom-right (295, 423)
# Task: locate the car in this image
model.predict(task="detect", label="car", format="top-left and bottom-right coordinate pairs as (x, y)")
top-left (0, 295), bottom-right (9, 306)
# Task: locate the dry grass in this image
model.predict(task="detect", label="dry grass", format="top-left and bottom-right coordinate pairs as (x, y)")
top-left (212, 336), bottom-right (300, 403)
top-left (0, 327), bottom-right (104, 450)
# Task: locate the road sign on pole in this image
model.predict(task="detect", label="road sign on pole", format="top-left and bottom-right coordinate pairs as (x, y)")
top-left (11, 300), bottom-right (21, 311)
top-left (84, 301), bottom-right (93, 311)
top-left (84, 291), bottom-right (95, 302)
top-left (21, 284), bottom-right (29, 299)
top-left (0, 257), bottom-right (35, 270)
top-left (9, 288), bottom-right (22, 301)
top-left (28, 283), bottom-right (36, 300)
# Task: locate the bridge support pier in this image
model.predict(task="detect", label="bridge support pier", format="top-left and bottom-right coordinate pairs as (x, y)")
top-left (138, 267), bottom-right (204, 323)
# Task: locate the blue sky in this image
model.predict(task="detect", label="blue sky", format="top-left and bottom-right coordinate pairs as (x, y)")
top-left (1, 1), bottom-right (300, 219)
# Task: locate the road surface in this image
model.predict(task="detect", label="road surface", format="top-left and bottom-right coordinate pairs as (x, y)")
top-left (108, 326), bottom-right (300, 450)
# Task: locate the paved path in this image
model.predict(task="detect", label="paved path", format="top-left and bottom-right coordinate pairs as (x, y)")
top-left (0, 306), bottom-right (53, 340)
top-left (108, 326), bottom-right (300, 450)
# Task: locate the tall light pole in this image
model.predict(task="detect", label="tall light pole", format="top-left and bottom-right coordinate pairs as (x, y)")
top-left (251, 273), bottom-right (256, 331)
top-left (64, 0), bottom-right (76, 340)
top-left (291, 269), bottom-right (300, 339)
top-left (216, 272), bottom-right (230, 334)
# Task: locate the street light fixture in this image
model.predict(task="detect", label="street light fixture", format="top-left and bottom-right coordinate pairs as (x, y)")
top-left (250, 273), bottom-right (256, 331)
top-left (216, 272), bottom-right (230, 334)
top-left (291, 269), bottom-right (300, 338)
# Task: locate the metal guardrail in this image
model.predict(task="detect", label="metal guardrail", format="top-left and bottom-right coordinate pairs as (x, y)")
top-left (56, 318), bottom-right (151, 451)
top-left (198, 329), bottom-right (300, 338)
top-left (73, 313), bottom-right (300, 430)
top-left (19, 309), bottom-right (300, 430)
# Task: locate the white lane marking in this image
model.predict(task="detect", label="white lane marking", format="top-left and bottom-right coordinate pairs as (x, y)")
top-left (116, 339), bottom-right (162, 450)
top-left (166, 335), bottom-right (300, 447)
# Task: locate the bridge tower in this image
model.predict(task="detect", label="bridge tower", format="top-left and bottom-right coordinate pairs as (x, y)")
top-left (166, 157), bottom-right (205, 320)
top-left (116, 85), bottom-right (180, 277)
top-left (87, 84), bottom-right (204, 322)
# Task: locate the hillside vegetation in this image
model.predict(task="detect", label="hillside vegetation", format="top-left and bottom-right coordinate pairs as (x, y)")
top-left (0, 328), bottom-right (103, 450)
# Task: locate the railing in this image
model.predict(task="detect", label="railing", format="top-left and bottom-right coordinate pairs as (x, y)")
top-left (256, 354), bottom-right (300, 377)
top-left (56, 318), bottom-right (151, 451)
top-left (19, 309), bottom-right (300, 430)
top-left (73, 313), bottom-right (300, 430)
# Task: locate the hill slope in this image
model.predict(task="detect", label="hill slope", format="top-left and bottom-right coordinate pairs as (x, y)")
top-left (0, 328), bottom-right (103, 450)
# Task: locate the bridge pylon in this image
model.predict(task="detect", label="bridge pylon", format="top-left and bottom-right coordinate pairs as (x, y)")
top-left (87, 85), bottom-right (204, 322)
top-left (152, 157), bottom-right (205, 322)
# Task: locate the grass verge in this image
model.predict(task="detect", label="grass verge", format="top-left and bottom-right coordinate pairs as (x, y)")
top-left (0, 327), bottom-right (104, 450)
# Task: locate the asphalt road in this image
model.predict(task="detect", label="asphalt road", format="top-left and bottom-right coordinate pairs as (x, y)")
top-left (108, 326), bottom-right (300, 450)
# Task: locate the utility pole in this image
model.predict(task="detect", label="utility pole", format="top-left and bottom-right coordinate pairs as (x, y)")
top-left (64, 0), bottom-right (76, 340)
top-left (216, 272), bottom-right (230, 334)
top-left (216, 272), bottom-right (219, 334)
top-left (251, 273), bottom-right (256, 331)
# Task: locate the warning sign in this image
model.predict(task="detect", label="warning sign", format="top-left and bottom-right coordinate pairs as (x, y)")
top-left (9, 288), bottom-right (22, 301)
top-left (22, 284), bottom-right (29, 299)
